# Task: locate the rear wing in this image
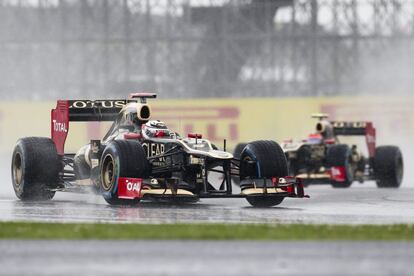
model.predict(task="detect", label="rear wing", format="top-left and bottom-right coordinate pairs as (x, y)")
top-left (66, 100), bottom-right (127, 121)
top-left (331, 121), bottom-right (376, 158)
top-left (51, 93), bottom-right (156, 155)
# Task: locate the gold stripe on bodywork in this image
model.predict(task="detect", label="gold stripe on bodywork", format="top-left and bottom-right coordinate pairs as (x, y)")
top-left (141, 189), bottom-right (195, 196)
top-left (296, 173), bottom-right (330, 179)
top-left (241, 188), bottom-right (286, 195)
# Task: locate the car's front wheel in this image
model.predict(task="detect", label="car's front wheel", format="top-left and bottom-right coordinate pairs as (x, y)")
top-left (326, 144), bottom-right (353, 188)
top-left (239, 140), bottom-right (288, 207)
top-left (99, 140), bottom-right (150, 205)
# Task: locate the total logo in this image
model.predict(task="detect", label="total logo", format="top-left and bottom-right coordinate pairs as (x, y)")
top-left (52, 120), bottom-right (67, 133)
top-left (126, 179), bottom-right (141, 192)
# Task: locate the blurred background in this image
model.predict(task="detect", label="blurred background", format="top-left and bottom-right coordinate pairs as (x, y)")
top-left (1, 0), bottom-right (414, 98)
top-left (0, 0), bottom-right (413, 190)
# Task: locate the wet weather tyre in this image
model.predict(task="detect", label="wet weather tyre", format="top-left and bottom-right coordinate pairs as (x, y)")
top-left (232, 143), bottom-right (247, 186)
top-left (326, 144), bottom-right (353, 188)
top-left (240, 141), bottom-right (288, 180)
top-left (240, 140), bottom-right (288, 207)
top-left (374, 146), bottom-right (403, 188)
top-left (100, 140), bottom-right (150, 205)
top-left (11, 137), bottom-right (60, 200)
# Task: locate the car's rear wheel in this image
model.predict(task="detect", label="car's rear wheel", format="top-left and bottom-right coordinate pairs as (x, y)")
top-left (100, 140), bottom-right (150, 205)
top-left (239, 140), bottom-right (288, 207)
top-left (326, 144), bottom-right (353, 188)
top-left (11, 137), bottom-right (60, 200)
top-left (374, 146), bottom-right (403, 188)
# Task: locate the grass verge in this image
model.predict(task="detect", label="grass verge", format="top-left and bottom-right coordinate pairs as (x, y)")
top-left (1, 222), bottom-right (414, 240)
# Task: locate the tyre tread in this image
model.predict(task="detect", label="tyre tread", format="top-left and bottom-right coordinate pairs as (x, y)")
top-left (374, 146), bottom-right (403, 188)
top-left (12, 137), bottom-right (60, 200)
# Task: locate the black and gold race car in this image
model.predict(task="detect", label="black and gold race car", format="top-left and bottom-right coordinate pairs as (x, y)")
top-left (11, 93), bottom-right (307, 207)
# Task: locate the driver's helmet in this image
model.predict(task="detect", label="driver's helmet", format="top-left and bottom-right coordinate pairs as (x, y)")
top-left (307, 133), bottom-right (323, 144)
top-left (143, 120), bottom-right (172, 138)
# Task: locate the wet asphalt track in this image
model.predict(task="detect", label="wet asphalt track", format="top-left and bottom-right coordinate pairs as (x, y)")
top-left (2, 184), bottom-right (414, 276)
top-left (2, 240), bottom-right (414, 276)
top-left (1, 183), bottom-right (414, 224)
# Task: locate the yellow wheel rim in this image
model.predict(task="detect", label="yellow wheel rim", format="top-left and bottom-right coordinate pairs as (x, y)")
top-left (101, 154), bottom-right (115, 191)
top-left (12, 153), bottom-right (23, 188)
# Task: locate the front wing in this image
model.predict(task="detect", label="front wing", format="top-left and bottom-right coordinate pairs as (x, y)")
top-left (117, 176), bottom-right (309, 200)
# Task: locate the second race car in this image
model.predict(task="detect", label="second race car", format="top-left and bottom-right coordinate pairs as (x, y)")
top-left (234, 114), bottom-right (403, 188)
